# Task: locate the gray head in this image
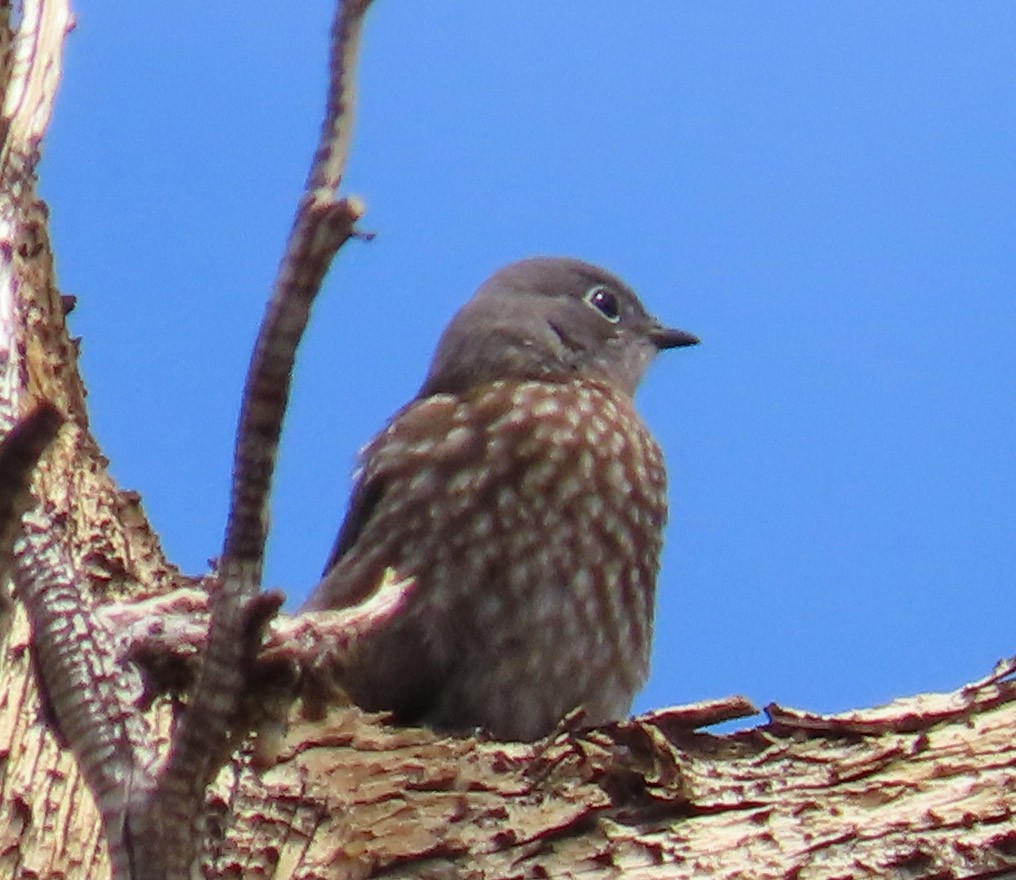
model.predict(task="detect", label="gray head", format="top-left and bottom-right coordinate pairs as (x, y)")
top-left (419, 256), bottom-right (698, 399)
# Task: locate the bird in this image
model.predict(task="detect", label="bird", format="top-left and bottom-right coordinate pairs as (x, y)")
top-left (302, 256), bottom-right (698, 741)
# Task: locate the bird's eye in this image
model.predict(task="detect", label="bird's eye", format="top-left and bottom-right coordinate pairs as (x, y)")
top-left (583, 285), bottom-right (621, 323)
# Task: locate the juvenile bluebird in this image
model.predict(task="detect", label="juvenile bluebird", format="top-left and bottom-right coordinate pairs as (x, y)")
top-left (303, 257), bottom-right (697, 741)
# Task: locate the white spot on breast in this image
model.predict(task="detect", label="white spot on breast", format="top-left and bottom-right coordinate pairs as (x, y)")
top-left (573, 567), bottom-right (594, 599)
top-left (495, 405), bottom-right (533, 430)
top-left (472, 511), bottom-right (494, 539)
top-left (475, 591), bottom-right (504, 624)
top-left (406, 468), bottom-right (440, 497)
top-left (404, 436), bottom-right (437, 457)
top-left (588, 415), bottom-right (609, 442)
top-left (496, 486), bottom-right (516, 513)
top-left (555, 471), bottom-right (584, 503)
top-left (531, 395), bottom-right (563, 418)
top-left (605, 458), bottom-right (632, 496)
top-left (445, 470), bottom-right (475, 500)
top-left (436, 425), bottom-right (475, 458)
top-left (521, 458), bottom-right (560, 496)
top-left (583, 491), bottom-right (604, 522)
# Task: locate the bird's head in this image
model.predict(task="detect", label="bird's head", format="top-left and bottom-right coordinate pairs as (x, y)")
top-left (420, 257), bottom-right (698, 398)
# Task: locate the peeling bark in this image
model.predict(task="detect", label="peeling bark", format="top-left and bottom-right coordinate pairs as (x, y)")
top-left (205, 690), bottom-right (1016, 880)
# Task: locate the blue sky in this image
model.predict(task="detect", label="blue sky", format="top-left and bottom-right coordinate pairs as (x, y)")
top-left (43, 4), bottom-right (1016, 722)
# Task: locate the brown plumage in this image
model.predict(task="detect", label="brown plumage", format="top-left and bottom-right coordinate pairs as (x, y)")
top-left (303, 257), bottom-right (697, 741)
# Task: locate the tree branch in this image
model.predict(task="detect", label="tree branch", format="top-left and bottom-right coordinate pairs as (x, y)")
top-left (143, 2), bottom-right (376, 876)
top-left (197, 660), bottom-right (1016, 880)
top-left (14, 510), bottom-right (158, 880)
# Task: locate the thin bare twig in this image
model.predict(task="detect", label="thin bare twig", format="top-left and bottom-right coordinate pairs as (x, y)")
top-left (16, 512), bottom-right (158, 880)
top-left (0, 405), bottom-right (157, 880)
top-left (143, 2), bottom-right (376, 876)
top-left (0, 403), bottom-right (155, 880)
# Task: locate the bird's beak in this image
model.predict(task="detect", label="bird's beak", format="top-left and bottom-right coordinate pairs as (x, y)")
top-left (648, 323), bottom-right (699, 350)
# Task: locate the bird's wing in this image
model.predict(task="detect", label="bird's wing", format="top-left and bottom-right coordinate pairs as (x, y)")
top-left (303, 443), bottom-right (398, 612)
top-left (308, 394), bottom-right (469, 610)
top-left (321, 461), bottom-right (384, 577)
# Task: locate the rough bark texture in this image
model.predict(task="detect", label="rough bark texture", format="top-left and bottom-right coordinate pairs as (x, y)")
top-left (206, 696), bottom-right (1016, 880)
top-left (1, 4), bottom-right (1015, 880)
top-left (0, 6), bottom-right (185, 878)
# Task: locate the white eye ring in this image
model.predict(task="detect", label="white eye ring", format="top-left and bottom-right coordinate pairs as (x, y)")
top-left (583, 285), bottom-right (621, 323)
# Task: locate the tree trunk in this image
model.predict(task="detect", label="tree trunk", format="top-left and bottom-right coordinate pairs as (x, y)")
top-left (1, 4), bottom-right (1014, 879)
